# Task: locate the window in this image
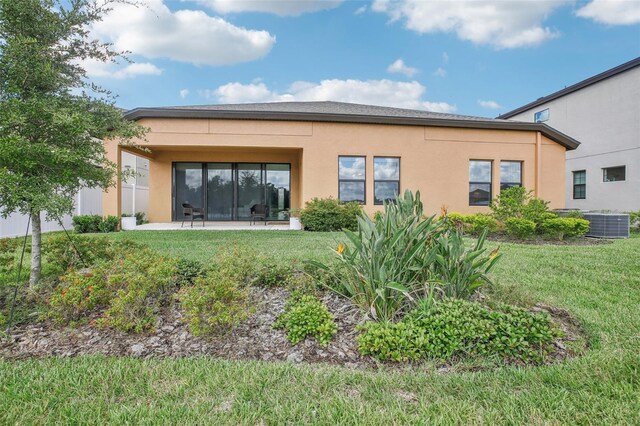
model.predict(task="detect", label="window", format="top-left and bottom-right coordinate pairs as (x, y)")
top-left (373, 157), bottom-right (400, 205)
top-left (500, 161), bottom-right (522, 191)
top-left (573, 170), bottom-right (586, 199)
top-left (338, 156), bottom-right (366, 204)
top-left (603, 166), bottom-right (625, 182)
top-left (534, 108), bottom-right (549, 123)
top-left (469, 160), bottom-right (492, 206)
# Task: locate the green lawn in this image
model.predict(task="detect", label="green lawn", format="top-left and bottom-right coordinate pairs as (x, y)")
top-left (1, 231), bottom-right (639, 425)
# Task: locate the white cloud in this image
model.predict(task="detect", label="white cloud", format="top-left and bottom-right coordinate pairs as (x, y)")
top-left (387, 58), bottom-right (419, 77)
top-left (576, 0), bottom-right (640, 25)
top-left (179, 89), bottom-right (190, 99)
top-left (478, 99), bottom-right (502, 109)
top-left (442, 51), bottom-right (449, 63)
top-left (196, 0), bottom-right (343, 16)
top-left (206, 78), bottom-right (456, 113)
top-left (355, 4), bottom-right (367, 15)
top-left (82, 61), bottom-right (163, 79)
top-left (433, 67), bottom-right (447, 77)
top-left (372, 0), bottom-right (569, 49)
top-left (91, 0), bottom-right (275, 66)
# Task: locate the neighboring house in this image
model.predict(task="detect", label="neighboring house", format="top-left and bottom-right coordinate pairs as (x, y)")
top-left (102, 101), bottom-right (579, 223)
top-left (498, 57), bottom-right (640, 212)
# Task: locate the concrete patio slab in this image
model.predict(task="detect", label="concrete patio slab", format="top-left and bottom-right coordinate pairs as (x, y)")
top-left (132, 222), bottom-right (292, 231)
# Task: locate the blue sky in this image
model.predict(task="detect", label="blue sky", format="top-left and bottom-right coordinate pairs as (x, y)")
top-left (85, 0), bottom-right (640, 117)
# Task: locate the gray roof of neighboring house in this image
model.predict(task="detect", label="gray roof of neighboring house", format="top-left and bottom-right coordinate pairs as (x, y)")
top-left (498, 56), bottom-right (640, 119)
top-left (124, 100), bottom-right (580, 150)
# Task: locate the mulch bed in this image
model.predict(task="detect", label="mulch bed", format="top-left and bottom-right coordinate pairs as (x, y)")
top-left (0, 288), bottom-right (585, 371)
top-left (487, 234), bottom-right (612, 246)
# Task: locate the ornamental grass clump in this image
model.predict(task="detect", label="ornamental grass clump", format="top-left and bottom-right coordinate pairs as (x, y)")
top-left (309, 190), bottom-right (501, 321)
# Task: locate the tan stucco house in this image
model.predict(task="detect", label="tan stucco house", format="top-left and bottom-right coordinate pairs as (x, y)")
top-left (102, 101), bottom-right (580, 223)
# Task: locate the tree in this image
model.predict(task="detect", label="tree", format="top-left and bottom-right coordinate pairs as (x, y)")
top-left (0, 0), bottom-right (146, 285)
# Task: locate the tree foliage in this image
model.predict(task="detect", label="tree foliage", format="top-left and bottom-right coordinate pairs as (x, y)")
top-left (0, 0), bottom-right (146, 283)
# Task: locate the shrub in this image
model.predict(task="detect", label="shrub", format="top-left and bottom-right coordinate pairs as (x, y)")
top-left (72, 215), bottom-right (102, 233)
top-left (627, 211), bottom-right (640, 233)
top-left (464, 214), bottom-right (499, 235)
top-left (541, 218), bottom-right (590, 241)
top-left (274, 290), bottom-right (336, 346)
top-left (490, 187), bottom-right (554, 227)
top-left (253, 258), bottom-right (293, 287)
top-left (309, 190), bottom-right (501, 321)
top-left (135, 212), bottom-right (148, 225)
top-left (48, 248), bottom-right (178, 332)
top-left (214, 245), bottom-right (261, 283)
top-left (357, 299), bottom-right (562, 364)
top-left (100, 252), bottom-right (177, 333)
top-left (565, 210), bottom-right (584, 219)
top-left (505, 218), bottom-right (537, 240)
top-left (98, 216), bottom-right (119, 233)
top-left (72, 215), bottom-right (120, 233)
top-left (299, 198), bottom-right (362, 232)
top-left (174, 258), bottom-right (205, 287)
top-left (178, 272), bottom-right (253, 336)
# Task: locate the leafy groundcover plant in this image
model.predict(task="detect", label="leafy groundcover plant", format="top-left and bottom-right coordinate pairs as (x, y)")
top-left (357, 299), bottom-right (562, 364)
top-left (274, 290), bottom-right (336, 346)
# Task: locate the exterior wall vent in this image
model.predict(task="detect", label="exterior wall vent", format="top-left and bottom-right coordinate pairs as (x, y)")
top-left (583, 213), bottom-right (630, 239)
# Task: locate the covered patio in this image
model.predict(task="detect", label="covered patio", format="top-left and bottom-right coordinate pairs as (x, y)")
top-left (132, 221), bottom-right (292, 231)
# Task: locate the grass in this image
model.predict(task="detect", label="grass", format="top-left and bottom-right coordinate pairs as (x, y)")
top-left (1, 231), bottom-right (639, 424)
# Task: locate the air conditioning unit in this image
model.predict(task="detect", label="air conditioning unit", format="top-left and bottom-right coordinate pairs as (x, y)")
top-left (583, 213), bottom-right (630, 239)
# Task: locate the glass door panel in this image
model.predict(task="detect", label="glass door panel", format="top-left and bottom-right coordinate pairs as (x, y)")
top-left (206, 163), bottom-right (233, 220)
top-left (236, 164), bottom-right (264, 220)
top-left (266, 164), bottom-right (290, 220)
top-left (174, 163), bottom-right (203, 220)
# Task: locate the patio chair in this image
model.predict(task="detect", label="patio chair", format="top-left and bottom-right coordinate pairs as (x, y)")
top-left (181, 203), bottom-right (205, 228)
top-left (250, 204), bottom-right (268, 225)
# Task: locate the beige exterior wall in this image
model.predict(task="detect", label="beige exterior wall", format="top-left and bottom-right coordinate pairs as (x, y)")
top-left (103, 118), bottom-right (568, 222)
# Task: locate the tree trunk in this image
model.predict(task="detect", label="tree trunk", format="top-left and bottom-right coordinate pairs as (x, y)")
top-left (29, 210), bottom-right (41, 286)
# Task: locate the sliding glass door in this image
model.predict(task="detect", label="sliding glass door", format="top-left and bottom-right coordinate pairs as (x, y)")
top-left (206, 163), bottom-right (233, 220)
top-left (173, 162), bottom-right (290, 221)
top-left (174, 163), bottom-right (203, 221)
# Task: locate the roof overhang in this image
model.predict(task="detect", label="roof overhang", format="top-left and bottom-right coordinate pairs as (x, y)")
top-left (124, 107), bottom-right (580, 150)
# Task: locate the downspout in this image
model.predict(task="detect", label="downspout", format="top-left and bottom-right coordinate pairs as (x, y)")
top-left (535, 132), bottom-right (542, 197)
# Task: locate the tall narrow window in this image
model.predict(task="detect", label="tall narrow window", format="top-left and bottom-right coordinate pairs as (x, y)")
top-left (374, 157), bottom-right (400, 205)
top-left (338, 156), bottom-right (366, 204)
top-left (469, 160), bottom-right (492, 206)
top-left (573, 170), bottom-right (586, 199)
top-left (500, 161), bottom-right (522, 191)
top-left (603, 166), bottom-right (625, 182)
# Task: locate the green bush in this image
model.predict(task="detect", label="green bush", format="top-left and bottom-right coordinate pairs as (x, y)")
top-left (299, 198), bottom-right (362, 232)
top-left (309, 190), bottom-right (501, 321)
top-left (135, 212), bottom-right (148, 225)
top-left (565, 210), bottom-right (585, 219)
top-left (178, 271), bottom-right (253, 336)
top-left (173, 258), bottom-right (205, 287)
top-left (72, 215), bottom-right (120, 233)
top-left (627, 211), bottom-right (639, 233)
top-left (541, 218), bottom-right (590, 241)
top-left (98, 215), bottom-right (119, 233)
top-left (49, 247), bottom-right (177, 332)
top-left (213, 245), bottom-right (261, 284)
top-left (72, 215), bottom-right (102, 233)
top-left (505, 218), bottom-right (537, 240)
top-left (274, 290), bottom-right (336, 346)
top-left (357, 299), bottom-right (561, 364)
top-left (490, 187), bottom-right (554, 227)
top-left (443, 213), bottom-right (499, 236)
top-left (253, 258), bottom-right (293, 287)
